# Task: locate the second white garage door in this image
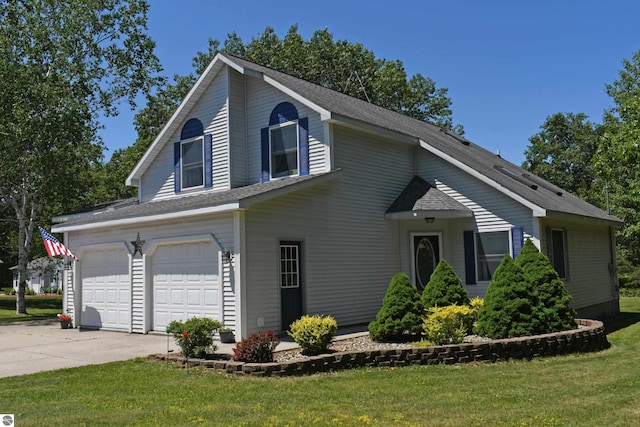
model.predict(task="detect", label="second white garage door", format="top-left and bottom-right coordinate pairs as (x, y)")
top-left (152, 242), bottom-right (221, 331)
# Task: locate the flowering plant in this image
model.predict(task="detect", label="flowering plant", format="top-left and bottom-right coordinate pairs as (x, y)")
top-left (57, 313), bottom-right (72, 321)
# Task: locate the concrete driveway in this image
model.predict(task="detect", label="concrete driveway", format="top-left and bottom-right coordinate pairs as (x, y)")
top-left (0, 320), bottom-right (183, 378)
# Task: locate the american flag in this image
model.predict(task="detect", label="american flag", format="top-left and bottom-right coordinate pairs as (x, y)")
top-left (38, 226), bottom-right (78, 261)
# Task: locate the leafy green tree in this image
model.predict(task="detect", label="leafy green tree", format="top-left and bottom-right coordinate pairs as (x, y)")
top-left (595, 49), bottom-right (640, 267)
top-left (369, 272), bottom-right (423, 342)
top-left (421, 259), bottom-right (469, 309)
top-left (515, 239), bottom-right (576, 333)
top-left (474, 255), bottom-right (539, 339)
top-left (0, 0), bottom-right (160, 313)
top-left (523, 112), bottom-right (603, 205)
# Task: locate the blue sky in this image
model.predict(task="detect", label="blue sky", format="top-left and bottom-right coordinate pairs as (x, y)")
top-left (100, 0), bottom-right (640, 166)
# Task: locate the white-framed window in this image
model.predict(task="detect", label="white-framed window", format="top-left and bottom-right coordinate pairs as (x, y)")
top-left (270, 121), bottom-right (299, 179)
top-left (548, 228), bottom-right (568, 279)
top-left (476, 231), bottom-right (510, 281)
top-left (280, 243), bottom-right (300, 288)
top-left (181, 137), bottom-right (204, 189)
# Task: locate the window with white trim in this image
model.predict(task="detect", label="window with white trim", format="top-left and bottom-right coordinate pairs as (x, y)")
top-left (476, 231), bottom-right (510, 281)
top-left (280, 244), bottom-right (300, 288)
top-left (181, 137), bottom-right (204, 189)
top-left (549, 228), bottom-right (568, 279)
top-left (270, 121), bottom-right (299, 178)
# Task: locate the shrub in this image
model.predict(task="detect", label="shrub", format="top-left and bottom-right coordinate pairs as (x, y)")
top-left (288, 314), bottom-right (338, 355)
top-left (421, 259), bottom-right (470, 309)
top-left (515, 239), bottom-right (576, 333)
top-left (233, 330), bottom-right (280, 362)
top-left (167, 317), bottom-right (223, 358)
top-left (474, 255), bottom-right (539, 339)
top-left (423, 304), bottom-right (475, 345)
top-left (368, 272), bottom-right (423, 342)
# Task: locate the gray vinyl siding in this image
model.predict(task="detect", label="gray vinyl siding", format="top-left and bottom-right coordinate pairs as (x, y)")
top-left (540, 219), bottom-right (617, 311)
top-left (245, 77), bottom-right (327, 185)
top-left (243, 125), bottom-right (413, 334)
top-left (140, 69), bottom-right (230, 202)
top-left (229, 68), bottom-right (248, 187)
top-left (415, 149), bottom-right (533, 296)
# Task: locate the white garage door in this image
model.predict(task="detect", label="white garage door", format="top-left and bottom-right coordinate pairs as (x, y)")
top-left (81, 248), bottom-right (130, 330)
top-left (152, 242), bottom-right (220, 331)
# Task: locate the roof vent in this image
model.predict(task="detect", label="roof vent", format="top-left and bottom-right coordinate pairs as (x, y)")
top-left (521, 173), bottom-right (563, 196)
top-left (494, 165), bottom-right (538, 190)
top-left (440, 128), bottom-right (470, 146)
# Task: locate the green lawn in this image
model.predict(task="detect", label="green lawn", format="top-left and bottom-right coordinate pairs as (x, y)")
top-left (0, 295), bottom-right (62, 323)
top-left (2, 299), bottom-right (640, 426)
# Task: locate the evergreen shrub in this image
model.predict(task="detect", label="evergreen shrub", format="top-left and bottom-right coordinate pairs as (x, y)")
top-left (423, 304), bottom-right (475, 345)
top-left (474, 255), bottom-right (540, 339)
top-left (515, 239), bottom-right (576, 333)
top-left (167, 317), bottom-right (223, 358)
top-left (421, 259), bottom-right (470, 309)
top-left (368, 272), bottom-right (423, 342)
top-left (288, 314), bottom-right (337, 355)
top-left (233, 330), bottom-right (280, 363)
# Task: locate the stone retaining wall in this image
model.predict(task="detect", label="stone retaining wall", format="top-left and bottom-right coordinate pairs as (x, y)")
top-left (152, 319), bottom-right (609, 377)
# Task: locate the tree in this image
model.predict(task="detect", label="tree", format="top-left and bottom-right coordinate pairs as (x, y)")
top-left (421, 259), bottom-right (469, 309)
top-left (474, 255), bottom-right (539, 339)
top-left (515, 239), bottom-right (576, 333)
top-left (595, 49), bottom-right (640, 267)
top-left (0, 0), bottom-right (160, 313)
top-left (368, 272), bottom-right (423, 342)
top-left (522, 112), bottom-right (602, 205)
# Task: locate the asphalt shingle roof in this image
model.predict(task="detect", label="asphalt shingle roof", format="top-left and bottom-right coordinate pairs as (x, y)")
top-left (224, 53), bottom-right (620, 224)
top-left (387, 176), bottom-right (472, 215)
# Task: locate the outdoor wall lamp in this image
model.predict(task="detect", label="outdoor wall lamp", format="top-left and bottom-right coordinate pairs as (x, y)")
top-left (222, 250), bottom-right (233, 264)
top-left (425, 217), bottom-right (435, 223)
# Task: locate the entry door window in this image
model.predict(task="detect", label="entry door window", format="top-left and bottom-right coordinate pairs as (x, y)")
top-left (414, 235), bottom-right (440, 290)
top-left (280, 244), bottom-right (300, 288)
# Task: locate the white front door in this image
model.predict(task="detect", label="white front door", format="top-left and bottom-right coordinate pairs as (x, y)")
top-left (81, 248), bottom-right (130, 330)
top-left (152, 242), bottom-right (220, 331)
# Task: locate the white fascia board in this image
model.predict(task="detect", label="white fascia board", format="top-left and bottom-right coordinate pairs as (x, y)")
top-left (261, 75), bottom-right (332, 121)
top-left (419, 139), bottom-right (547, 217)
top-left (52, 202), bottom-right (240, 233)
top-left (127, 53), bottom-right (229, 186)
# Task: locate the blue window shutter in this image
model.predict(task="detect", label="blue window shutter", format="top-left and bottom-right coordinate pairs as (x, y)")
top-left (463, 230), bottom-right (476, 285)
top-left (204, 134), bottom-right (213, 188)
top-left (511, 226), bottom-right (524, 258)
top-left (174, 141), bottom-right (181, 193)
top-left (298, 117), bottom-right (309, 176)
top-left (261, 127), bottom-right (270, 182)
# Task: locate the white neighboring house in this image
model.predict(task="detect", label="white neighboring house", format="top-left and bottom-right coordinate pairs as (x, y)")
top-left (12, 257), bottom-right (63, 294)
top-left (52, 53), bottom-right (622, 338)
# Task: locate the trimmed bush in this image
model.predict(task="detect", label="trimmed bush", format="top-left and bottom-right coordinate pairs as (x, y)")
top-left (288, 314), bottom-right (338, 355)
top-left (233, 330), bottom-right (280, 363)
top-left (421, 259), bottom-right (470, 309)
top-left (474, 255), bottom-right (540, 339)
top-left (516, 239), bottom-right (576, 333)
top-left (167, 317), bottom-right (223, 358)
top-left (368, 272), bottom-right (423, 342)
top-left (423, 304), bottom-right (475, 345)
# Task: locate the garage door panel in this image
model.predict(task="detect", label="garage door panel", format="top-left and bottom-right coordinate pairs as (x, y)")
top-left (81, 248), bottom-right (130, 330)
top-left (152, 242), bottom-right (220, 331)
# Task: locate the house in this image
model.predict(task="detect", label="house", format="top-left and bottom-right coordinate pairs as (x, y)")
top-left (51, 53), bottom-right (622, 336)
top-left (11, 257), bottom-right (63, 294)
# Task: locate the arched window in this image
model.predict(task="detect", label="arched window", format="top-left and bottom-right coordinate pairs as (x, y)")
top-left (173, 118), bottom-right (212, 192)
top-left (260, 102), bottom-right (309, 182)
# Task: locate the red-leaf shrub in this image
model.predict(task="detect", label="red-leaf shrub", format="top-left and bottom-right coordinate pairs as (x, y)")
top-left (232, 330), bottom-right (280, 362)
